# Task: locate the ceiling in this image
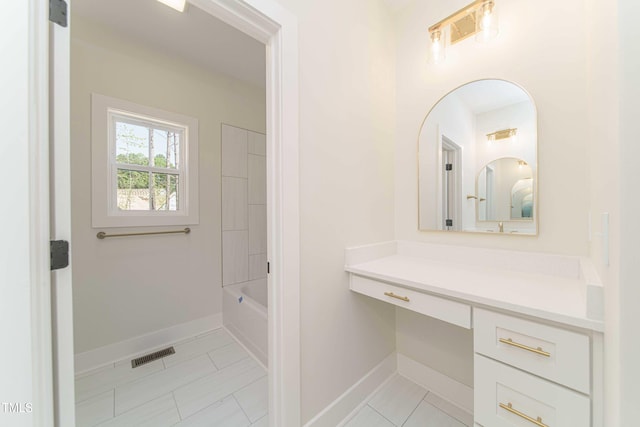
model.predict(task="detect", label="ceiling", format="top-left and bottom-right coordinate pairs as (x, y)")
top-left (454, 80), bottom-right (532, 114)
top-left (73, 0), bottom-right (266, 88)
top-left (381, 0), bottom-right (415, 12)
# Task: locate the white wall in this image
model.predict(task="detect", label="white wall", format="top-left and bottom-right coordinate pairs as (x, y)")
top-left (396, 0), bottom-right (591, 253)
top-left (70, 16), bottom-right (266, 354)
top-left (269, 0), bottom-right (397, 422)
top-left (395, 0), bottom-right (594, 388)
top-left (0, 3), bottom-right (35, 426)
top-left (617, 0), bottom-right (640, 424)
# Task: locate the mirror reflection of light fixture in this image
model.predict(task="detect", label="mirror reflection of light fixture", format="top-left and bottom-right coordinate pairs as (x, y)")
top-left (428, 0), bottom-right (498, 64)
top-left (487, 128), bottom-right (517, 141)
top-left (157, 0), bottom-right (187, 12)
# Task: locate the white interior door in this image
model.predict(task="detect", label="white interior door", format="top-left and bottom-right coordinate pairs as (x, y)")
top-left (50, 5), bottom-right (76, 426)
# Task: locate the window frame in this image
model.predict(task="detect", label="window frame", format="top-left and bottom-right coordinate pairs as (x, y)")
top-left (92, 94), bottom-right (199, 227)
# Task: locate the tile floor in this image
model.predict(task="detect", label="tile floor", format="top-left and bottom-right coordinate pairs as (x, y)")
top-left (75, 328), bottom-right (268, 427)
top-left (343, 374), bottom-right (472, 427)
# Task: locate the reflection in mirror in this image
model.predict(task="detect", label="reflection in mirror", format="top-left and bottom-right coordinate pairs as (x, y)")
top-left (418, 79), bottom-right (537, 234)
top-left (477, 157), bottom-right (533, 222)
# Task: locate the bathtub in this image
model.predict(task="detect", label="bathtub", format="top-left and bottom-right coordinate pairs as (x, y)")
top-left (223, 279), bottom-right (267, 367)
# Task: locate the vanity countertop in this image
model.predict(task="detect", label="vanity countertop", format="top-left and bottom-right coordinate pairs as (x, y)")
top-left (345, 241), bottom-right (604, 332)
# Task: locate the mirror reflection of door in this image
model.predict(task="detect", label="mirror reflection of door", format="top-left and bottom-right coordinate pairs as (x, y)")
top-left (441, 136), bottom-right (461, 231)
top-left (476, 157), bottom-right (533, 222)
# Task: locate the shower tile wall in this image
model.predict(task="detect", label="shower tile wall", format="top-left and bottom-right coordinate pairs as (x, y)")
top-left (222, 124), bottom-right (267, 286)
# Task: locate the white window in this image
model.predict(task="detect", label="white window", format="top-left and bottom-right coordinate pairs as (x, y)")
top-left (92, 94), bottom-right (199, 227)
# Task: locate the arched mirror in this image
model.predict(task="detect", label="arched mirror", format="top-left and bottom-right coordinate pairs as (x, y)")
top-left (418, 79), bottom-right (537, 234)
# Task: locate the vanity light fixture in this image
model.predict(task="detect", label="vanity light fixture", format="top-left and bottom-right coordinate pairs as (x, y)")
top-left (157, 0), bottom-right (187, 12)
top-left (428, 0), bottom-right (498, 64)
top-left (487, 128), bottom-right (517, 141)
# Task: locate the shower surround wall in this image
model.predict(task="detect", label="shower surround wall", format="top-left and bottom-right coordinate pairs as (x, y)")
top-left (221, 124), bottom-right (268, 362)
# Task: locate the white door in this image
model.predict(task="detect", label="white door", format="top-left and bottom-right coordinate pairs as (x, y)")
top-left (50, 6), bottom-right (76, 426)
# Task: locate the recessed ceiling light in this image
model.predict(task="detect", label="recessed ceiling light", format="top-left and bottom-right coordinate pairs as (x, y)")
top-left (157, 0), bottom-right (187, 12)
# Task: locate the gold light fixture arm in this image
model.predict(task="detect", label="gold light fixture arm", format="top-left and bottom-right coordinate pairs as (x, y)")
top-left (428, 0), bottom-right (487, 33)
top-left (487, 128), bottom-right (517, 141)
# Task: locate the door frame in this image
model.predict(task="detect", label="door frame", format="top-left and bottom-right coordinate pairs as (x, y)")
top-left (38, 0), bottom-right (301, 425)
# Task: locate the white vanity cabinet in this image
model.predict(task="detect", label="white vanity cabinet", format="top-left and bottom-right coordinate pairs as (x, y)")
top-left (345, 241), bottom-right (604, 427)
top-left (473, 309), bottom-right (594, 427)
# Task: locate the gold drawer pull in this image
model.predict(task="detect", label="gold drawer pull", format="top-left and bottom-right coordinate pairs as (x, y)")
top-left (499, 338), bottom-right (551, 357)
top-left (499, 402), bottom-right (549, 427)
top-left (384, 292), bottom-right (410, 302)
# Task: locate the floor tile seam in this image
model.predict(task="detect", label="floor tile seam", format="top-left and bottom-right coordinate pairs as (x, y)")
top-left (233, 372), bottom-right (268, 396)
top-left (74, 362), bottom-right (117, 380)
top-left (367, 403), bottom-right (400, 427)
top-left (76, 361), bottom-right (170, 403)
top-left (75, 389), bottom-right (116, 427)
top-left (74, 331), bottom-right (230, 416)
top-left (206, 341), bottom-right (247, 369)
top-left (391, 392), bottom-right (426, 427)
top-left (421, 398), bottom-right (470, 427)
top-left (422, 391), bottom-right (472, 426)
top-left (204, 352), bottom-right (254, 377)
top-left (169, 367), bottom-right (264, 414)
top-left (178, 331), bottom-right (236, 352)
top-left (74, 386), bottom-right (120, 409)
top-left (109, 391), bottom-right (180, 419)
top-left (114, 354), bottom-right (219, 398)
top-left (76, 327), bottom-right (226, 381)
top-left (368, 378), bottom-right (427, 427)
top-left (173, 368), bottom-right (267, 419)
top-left (170, 391), bottom-right (183, 421)
top-left (231, 393), bottom-right (254, 424)
top-left (232, 374), bottom-right (269, 421)
top-left (164, 347), bottom-right (224, 371)
top-left (221, 326), bottom-right (268, 372)
top-left (399, 395), bottom-right (426, 427)
top-left (94, 405), bottom-right (179, 427)
top-left (90, 328), bottom-right (224, 374)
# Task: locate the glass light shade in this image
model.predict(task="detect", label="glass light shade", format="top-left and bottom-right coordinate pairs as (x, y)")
top-left (157, 0), bottom-right (186, 12)
top-left (429, 29), bottom-right (446, 64)
top-left (476, 1), bottom-right (498, 42)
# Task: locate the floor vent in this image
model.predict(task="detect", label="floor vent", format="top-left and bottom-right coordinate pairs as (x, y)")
top-left (131, 347), bottom-right (175, 368)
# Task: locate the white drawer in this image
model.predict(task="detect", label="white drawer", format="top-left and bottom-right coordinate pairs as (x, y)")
top-left (474, 308), bottom-right (590, 393)
top-left (350, 275), bottom-right (471, 329)
top-left (475, 355), bottom-right (590, 427)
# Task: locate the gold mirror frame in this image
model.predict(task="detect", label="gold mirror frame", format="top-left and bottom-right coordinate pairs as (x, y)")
top-left (417, 79), bottom-right (539, 236)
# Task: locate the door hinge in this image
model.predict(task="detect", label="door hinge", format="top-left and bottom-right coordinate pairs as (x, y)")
top-left (445, 163), bottom-right (453, 171)
top-left (267, 262), bottom-right (270, 274)
top-left (50, 240), bottom-right (69, 271)
top-left (49, 0), bottom-right (68, 28)
top-left (445, 219), bottom-right (453, 227)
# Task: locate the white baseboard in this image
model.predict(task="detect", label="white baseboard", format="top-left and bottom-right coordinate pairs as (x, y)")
top-left (74, 313), bottom-right (222, 375)
top-left (303, 353), bottom-right (397, 427)
top-left (397, 353), bottom-right (473, 414)
top-left (223, 325), bottom-right (268, 372)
